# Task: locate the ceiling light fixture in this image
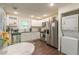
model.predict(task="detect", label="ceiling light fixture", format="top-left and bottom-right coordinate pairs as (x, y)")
top-left (14, 11), bottom-right (18, 15)
top-left (31, 15), bottom-right (34, 18)
top-left (43, 14), bottom-right (47, 17)
top-left (50, 3), bottom-right (54, 6)
top-left (37, 17), bottom-right (41, 19)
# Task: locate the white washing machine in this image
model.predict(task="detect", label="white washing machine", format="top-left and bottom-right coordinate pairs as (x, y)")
top-left (61, 36), bottom-right (79, 55)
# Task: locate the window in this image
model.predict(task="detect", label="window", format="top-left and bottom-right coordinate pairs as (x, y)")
top-left (19, 20), bottom-right (28, 29)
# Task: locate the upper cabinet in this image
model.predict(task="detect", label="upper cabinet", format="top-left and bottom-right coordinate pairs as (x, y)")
top-left (62, 9), bottom-right (79, 32)
top-left (62, 14), bottom-right (78, 31)
top-left (0, 8), bottom-right (6, 32)
top-left (7, 15), bottom-right (18, 27)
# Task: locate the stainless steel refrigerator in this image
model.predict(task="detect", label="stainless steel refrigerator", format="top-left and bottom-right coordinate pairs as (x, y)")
top-left (46, 17), bottom-right (58, 48)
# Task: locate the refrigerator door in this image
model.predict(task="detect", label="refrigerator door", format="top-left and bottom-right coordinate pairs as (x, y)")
top-left (50, 21), bottom-right (58, 48)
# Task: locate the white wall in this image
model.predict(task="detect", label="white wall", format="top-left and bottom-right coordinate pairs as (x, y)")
top-left (58, 3), bottom-right (79, 51)
top-left (7, 15), bottom-right (50, 32)
top-left (7, 15), bottom-right (18, 26)
top-left (42, 18), bottom-right (49, 22)
top-left (31, 20), bottom-right (42, 27)
top-left (31, 17), bottom-right (51, 27)
top-left (6, 15), bottom-right (32, 32)
top-left (31, 18), bottom-right (50, 31)
top-left (0, 8), bottom-right (6, 32)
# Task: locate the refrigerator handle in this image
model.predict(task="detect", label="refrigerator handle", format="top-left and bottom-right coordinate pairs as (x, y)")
top-left (62, 32), bottom-right (64, 36)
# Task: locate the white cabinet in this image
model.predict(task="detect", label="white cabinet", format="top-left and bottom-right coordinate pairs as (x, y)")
top-left (61, 36), bottom-right (79, 55)
top-left (0, 8), bottom-right (6, 32)
top-left (61, 13), bottom-right (79, 55)
top-left (0, 14), bottom-right (3, 32)
top-left (62, 14), bottom-right (78, 31)
top-left (21, 32), bottom-right (40, 42)
top-left (7, 15), bottom-right (18, 26)
top-left (0, 8), bottom-right (6, 48)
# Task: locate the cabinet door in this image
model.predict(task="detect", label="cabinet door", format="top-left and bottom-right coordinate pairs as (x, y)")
top-left (62, 14), bottom-right (78, 31)
top-left (0, 14), bottom-right (3, 32)
top-left (0, 9), bottom-right (6, 32)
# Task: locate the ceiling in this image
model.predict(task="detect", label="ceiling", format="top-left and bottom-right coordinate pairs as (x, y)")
top-left (0, 3), bottom-right (69, 19)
